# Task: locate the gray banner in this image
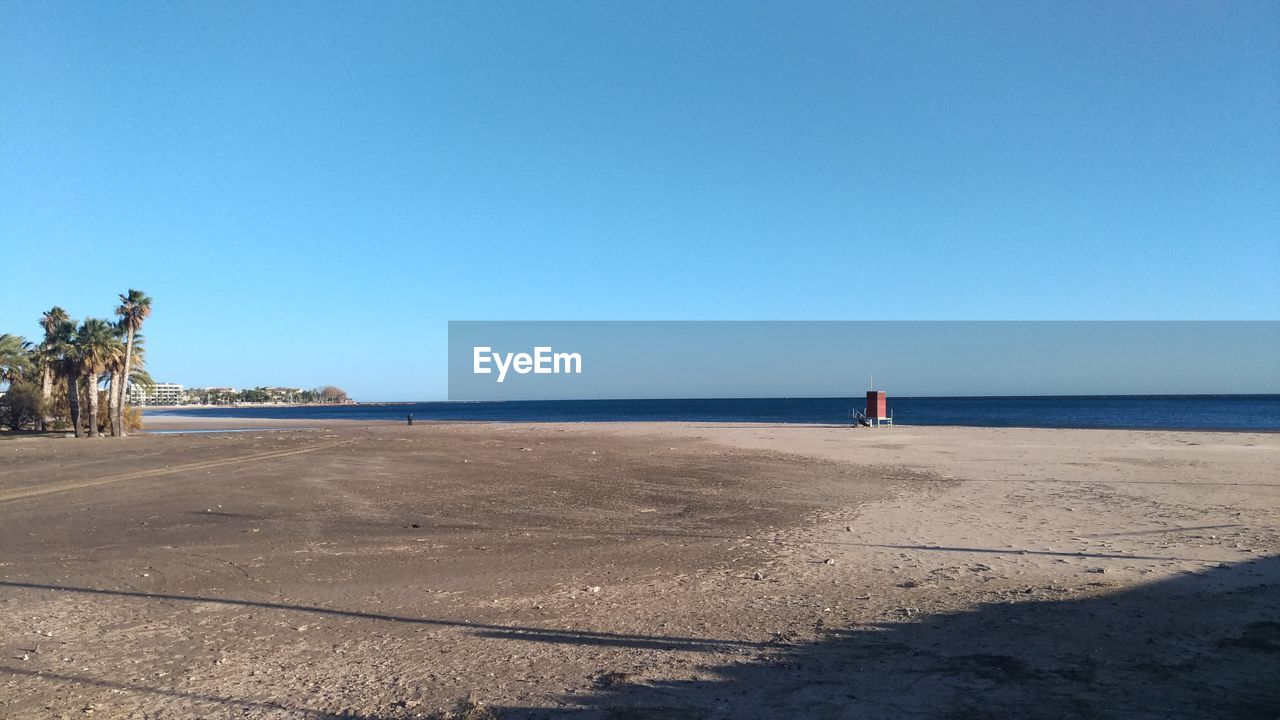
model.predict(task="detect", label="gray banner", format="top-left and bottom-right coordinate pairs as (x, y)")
top-left (447, 321), bottom-right (1280, 401)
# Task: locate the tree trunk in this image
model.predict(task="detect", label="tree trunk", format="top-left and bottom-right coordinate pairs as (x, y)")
top-left (108, 370), bottom-right (120, 437)
top-left (85, 370), bottom-right (99, 437)
top-left (118, 329), bottom-right (135, 437)
top-left (67, 373), bottom-right (82, 438)
top-left (40, 366), bottom-right (53, 432)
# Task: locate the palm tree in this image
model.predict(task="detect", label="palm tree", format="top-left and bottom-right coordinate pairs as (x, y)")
top-left (106, 330), bottom-right (147, 436)
top-left (37, 307), bottom-right (70, 431)
top-left (106, 328), bottom-right (125, 437)
top-left (0, 333), bottom-right (31, 385)
top-left (114, 289), bottom-right (151, 438)
top-left (73, 319), bottom-right (117, 438)
top-left (42, 318), bottom-right (83, 436)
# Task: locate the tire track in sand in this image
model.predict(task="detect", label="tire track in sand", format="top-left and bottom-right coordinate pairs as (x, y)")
top-left (0, 439), bottom-right (356, 504)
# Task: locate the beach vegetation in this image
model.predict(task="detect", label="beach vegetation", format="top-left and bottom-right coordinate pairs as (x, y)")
top-left (0, 292), bottom-right (153, 437)
top-left (73, 318), bottom-right (117, 438)
top-left (319, 385), bottom-right (349, 403)
top-left (0, 333), bottom-right (32, 384)
top-left (113, 289), bottom-right (151, 436)
top-left (0, 380), bottom-right (44, 431)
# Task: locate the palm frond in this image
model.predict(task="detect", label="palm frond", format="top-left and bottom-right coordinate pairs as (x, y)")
top-left (0, 333), bottom-right (33, 384)
top-left (129, 367), bottom-right (156, 390)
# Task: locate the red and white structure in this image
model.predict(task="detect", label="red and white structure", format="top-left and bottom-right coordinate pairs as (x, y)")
top-left (853, 389), bottom-right (893, 427)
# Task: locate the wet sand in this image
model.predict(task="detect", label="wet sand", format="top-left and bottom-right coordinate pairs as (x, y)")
top-left (1, 420), bottom-right (1277, 719)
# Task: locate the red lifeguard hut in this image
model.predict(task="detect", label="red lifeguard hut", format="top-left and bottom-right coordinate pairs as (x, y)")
top-left (853, 388), bottom-right (893, 427)
top-left (867, 390), bottom-right (887, 420)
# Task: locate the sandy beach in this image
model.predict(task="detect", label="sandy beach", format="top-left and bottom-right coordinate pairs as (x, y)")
top-left (1, 419), bottom-right (1277, 719)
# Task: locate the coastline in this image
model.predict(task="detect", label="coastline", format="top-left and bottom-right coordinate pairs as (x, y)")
top-left (143, 401), bottom-right (357, 410)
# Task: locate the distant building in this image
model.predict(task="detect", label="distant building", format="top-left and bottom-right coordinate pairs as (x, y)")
top-left (128, 382), bottom-right (185, 406)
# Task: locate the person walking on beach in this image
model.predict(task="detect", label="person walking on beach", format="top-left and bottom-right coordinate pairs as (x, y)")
top-left (406, 413), bottom-right (414, 426)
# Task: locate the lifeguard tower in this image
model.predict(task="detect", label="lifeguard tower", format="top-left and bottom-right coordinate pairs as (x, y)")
top-left (852, 389), bottom-right (893, 428)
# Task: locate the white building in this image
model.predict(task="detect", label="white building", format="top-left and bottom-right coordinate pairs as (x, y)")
top-left (128, 382), bottom-right (185, 406)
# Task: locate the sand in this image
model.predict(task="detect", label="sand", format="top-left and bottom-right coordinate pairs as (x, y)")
top-left (1, 419), bottom-right (1276, 719)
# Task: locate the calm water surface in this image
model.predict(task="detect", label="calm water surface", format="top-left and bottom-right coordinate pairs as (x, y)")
top-left (147, 395), bottom-right (1280, 431)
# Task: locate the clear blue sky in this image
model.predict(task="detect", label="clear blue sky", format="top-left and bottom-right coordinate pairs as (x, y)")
top-left (2, 1), bottom-right (1277, 400)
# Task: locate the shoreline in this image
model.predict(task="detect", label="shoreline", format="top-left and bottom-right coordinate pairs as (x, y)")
top-left (138, 412), bottom-right (1280, 436)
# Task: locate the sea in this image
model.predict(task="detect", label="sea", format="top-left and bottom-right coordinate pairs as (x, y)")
top-left (146, 395), bottom-right (1280, 432)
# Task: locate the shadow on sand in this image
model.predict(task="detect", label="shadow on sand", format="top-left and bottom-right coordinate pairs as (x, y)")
top-left (521, 554), bottom-right (1280, 720)
top-left (0, 580), bottom-right (762, 654)
top-left (2, 556), bottom-right (1277, 719)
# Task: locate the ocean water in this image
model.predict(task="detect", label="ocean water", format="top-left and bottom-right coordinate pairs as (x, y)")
top-left (146, 395), bottom-right (1280, 431)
